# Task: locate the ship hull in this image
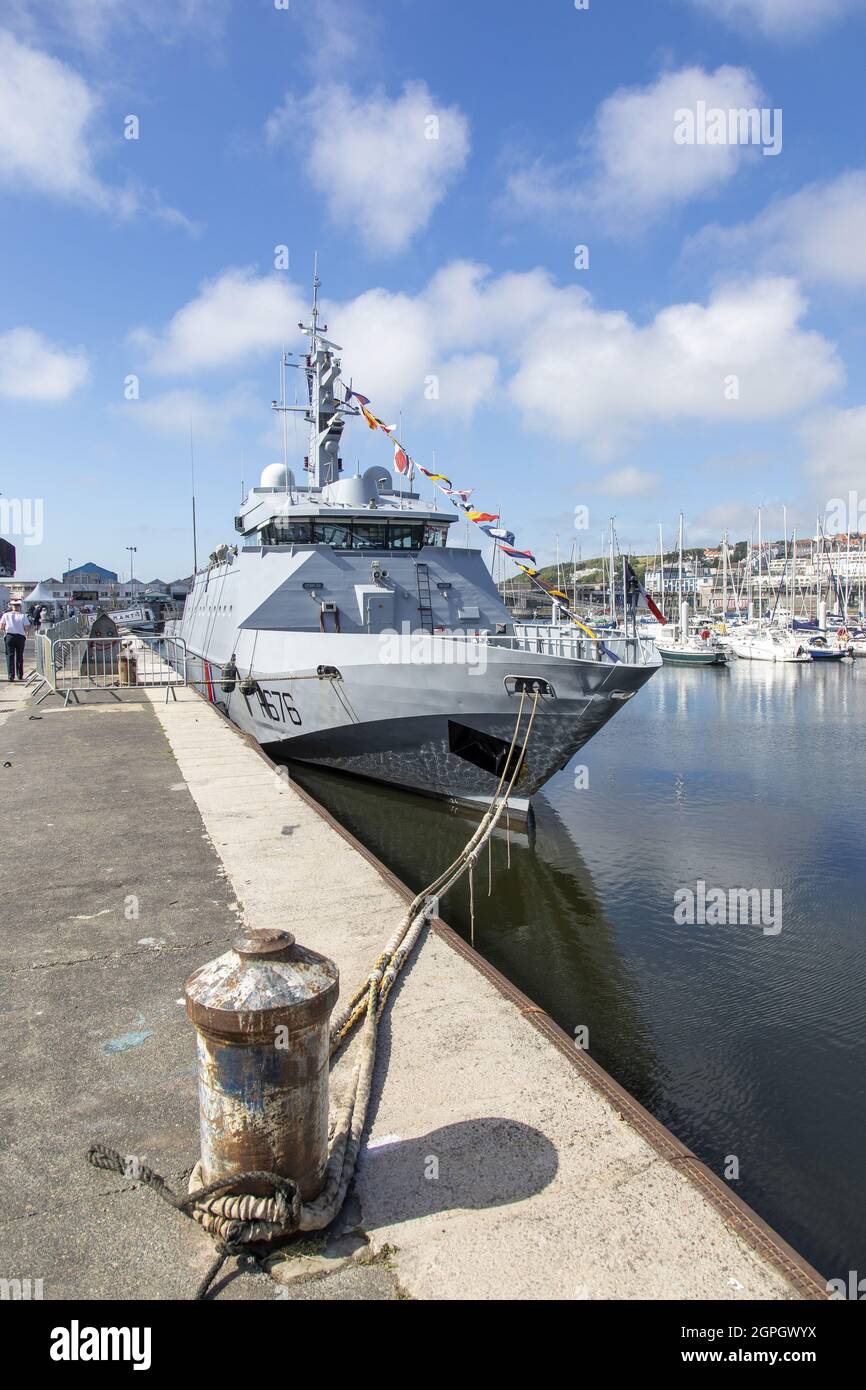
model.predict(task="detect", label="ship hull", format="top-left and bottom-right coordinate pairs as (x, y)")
top-left (657, 646), bottom-right (726, 667)
top-left (173, 634), bottom-right (657, 807)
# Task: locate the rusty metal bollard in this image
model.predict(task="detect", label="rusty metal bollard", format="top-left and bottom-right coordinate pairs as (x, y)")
top-left (118, 649), bottom-right (138, 686)
top-left (185, 928), bottom-right (339, 1200)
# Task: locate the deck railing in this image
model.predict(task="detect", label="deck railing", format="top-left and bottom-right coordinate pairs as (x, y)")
top-left (449, 623), bottom-right (657, 666)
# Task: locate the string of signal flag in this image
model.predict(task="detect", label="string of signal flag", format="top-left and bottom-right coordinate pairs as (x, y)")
top-left (341, 383), bottom-right (650, 641)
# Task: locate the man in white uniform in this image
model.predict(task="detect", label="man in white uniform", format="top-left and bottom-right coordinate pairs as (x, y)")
top-left (1, 596), bottom-right (30, 681)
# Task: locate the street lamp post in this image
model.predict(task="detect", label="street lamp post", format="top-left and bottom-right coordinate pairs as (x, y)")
top-left (126, 546), bottom-right (137, 598)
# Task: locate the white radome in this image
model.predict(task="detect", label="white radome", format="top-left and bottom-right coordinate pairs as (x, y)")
top-left (259, 463), bottom-right (292, 489)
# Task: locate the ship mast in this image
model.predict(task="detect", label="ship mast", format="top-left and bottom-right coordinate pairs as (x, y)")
top-left (275, 257), bottom-right (357, 492)
top-left (309, 257), bottom-right (322, 483)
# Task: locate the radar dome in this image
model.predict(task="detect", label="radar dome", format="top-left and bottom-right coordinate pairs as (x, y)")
top-left (259, 463), bottom-right (295, 489)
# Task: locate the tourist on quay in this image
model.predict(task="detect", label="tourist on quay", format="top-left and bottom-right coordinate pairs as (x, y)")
top-left (1, 596), bottom-right (30, 682)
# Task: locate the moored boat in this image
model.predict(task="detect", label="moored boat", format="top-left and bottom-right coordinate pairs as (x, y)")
top-left (656, 637), bottom-right (727, 667)
top-left (167, 272), bottom-right (661, 815)
top-left (728, 627), bottom-right (811, 663)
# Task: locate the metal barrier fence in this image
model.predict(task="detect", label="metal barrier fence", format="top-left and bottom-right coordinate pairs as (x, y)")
top-left (43, 615), bottom-right (90, 641)
top-left (32, 632), bottom-right (51, 678)
top-left (30, 635), bottom-right (188, 705)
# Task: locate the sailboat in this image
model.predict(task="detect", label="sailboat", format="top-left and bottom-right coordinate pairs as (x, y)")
top-left (655, 516), bottom-right (727, 666)
top-left (727, 509), bottom-right (810, 663)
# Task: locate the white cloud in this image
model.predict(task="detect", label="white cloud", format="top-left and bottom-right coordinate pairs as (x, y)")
top-left (329, 262), bottom-right (567, 406)
top-left (130, 268), bottom-right (307, 375)
top-left (0, 327), bottom-right (90, 401)
top-left (800, 406), bottom-right (866, 498)
top-left (294, 0), bottom-right (375, 80)
top-left (508, 275), bottom-right (841, 453)
top-left (685, 0), bottom-right (860, 39)
top-left (333, 264), bottom-right (841, 452)
top-left (120, 386), bottom-right (259, 442)
top-left (267, 81), bottom-right (470, 255)
top-left (684, 503), bottom-right (756, 547)
top-left (139, 261), bottom-right (842, 456)
top-left (598, 467), bottom-right (660, 497)
top-left (506, 65), bottom-right (765, 226)
top-left (434, 354), bottom-right (499, 417)
top-left (0, 29), bottom-right (107, 204)
top-left (0, 28), bottom-right (192, 226)
top-left (5, 0), bottom-right (228, 51)
top-left (687, 171), bottom-right (866, 290)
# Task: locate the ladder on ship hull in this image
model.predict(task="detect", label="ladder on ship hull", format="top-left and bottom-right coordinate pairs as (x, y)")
top-left (416, 561), bottom-right (434, 633)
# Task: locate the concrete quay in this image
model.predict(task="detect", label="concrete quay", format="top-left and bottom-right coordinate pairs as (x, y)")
top-left (0, 663), bottom-right (827, 1301)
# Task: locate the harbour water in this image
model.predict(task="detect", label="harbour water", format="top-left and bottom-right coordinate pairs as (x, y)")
top-left (290, 658), bottom-right (866, 1283)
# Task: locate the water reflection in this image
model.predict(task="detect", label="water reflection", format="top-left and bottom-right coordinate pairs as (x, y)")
top-left (289, 760), bottom-right (670, 1113)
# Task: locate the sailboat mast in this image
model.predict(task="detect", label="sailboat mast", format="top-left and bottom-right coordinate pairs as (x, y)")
top-left (657, 521), bottom-right (665, 621)
top-left (815, 513), bottom-right (820, 619)
top-left (846, 528), bottom-right (852, 618)
top-left (757, 506), bottom-right (763, 624)
top-left (189, 418), bottom-right (198, 575)
top-left (609, 518), bottom-right (615, 624)
top-left (783, 506), bottom-right (788, 620)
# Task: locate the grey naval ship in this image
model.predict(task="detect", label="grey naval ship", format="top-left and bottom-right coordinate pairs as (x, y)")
top-left (168, 276), bottom-right (660, 816)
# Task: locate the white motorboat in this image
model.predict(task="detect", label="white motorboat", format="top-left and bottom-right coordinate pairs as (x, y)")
top-left (727, 627), bottom-right (811, 663)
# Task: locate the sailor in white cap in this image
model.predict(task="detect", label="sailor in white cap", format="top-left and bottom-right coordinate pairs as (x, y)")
top-left (1, 596), bottom-right (30, 681)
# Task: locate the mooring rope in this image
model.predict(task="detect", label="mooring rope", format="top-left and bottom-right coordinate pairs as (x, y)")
top-left (86, 1144), bottom-right (302, 1298)
top-left (86, 692), bottom-right (540, 1297)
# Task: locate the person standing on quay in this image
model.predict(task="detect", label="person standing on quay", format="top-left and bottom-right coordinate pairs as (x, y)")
top-left (1, 596), bottom-right (30, 681)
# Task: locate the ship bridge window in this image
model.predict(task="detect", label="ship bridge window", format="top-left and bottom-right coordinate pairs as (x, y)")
top-left (279, 519), bottom-right (314, 543)
top-left (389, 524), bottom-right (424, 550)
top-left (353, 522), bottom-right (388, 549)
top-left (252, 518), bottom-right (446, 550)
top-left (313, 520), bottom-right (353, 547)
top-left (255, 518), bottom-right (313, 546)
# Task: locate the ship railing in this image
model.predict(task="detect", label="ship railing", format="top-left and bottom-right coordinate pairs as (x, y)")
top-left (30, 635), bottom-right (189, 706)
top-left (443, 624), bottom-right (656, 666)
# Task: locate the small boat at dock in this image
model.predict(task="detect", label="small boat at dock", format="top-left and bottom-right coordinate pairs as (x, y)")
top-left (806, 635), bottom-right (851, 662)
top-left (656, 636), bottom-right (727, 666)
top-left (728, 627), bottom-right (811, 663)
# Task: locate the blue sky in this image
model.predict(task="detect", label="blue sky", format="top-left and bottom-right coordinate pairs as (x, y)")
top-left (2, 0), bottom-right (866, 582)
